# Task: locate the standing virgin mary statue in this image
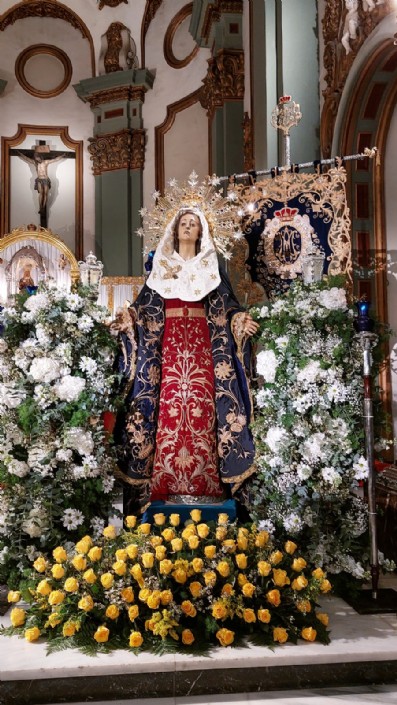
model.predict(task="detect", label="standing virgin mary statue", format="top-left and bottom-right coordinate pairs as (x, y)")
top-left (114, 173), bottom-right (258, 515)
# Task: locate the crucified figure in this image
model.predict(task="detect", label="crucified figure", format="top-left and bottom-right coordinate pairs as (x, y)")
top-left (17, 149), bottom-right (66, 226)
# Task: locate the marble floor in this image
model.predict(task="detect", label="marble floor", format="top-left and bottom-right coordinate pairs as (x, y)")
top-left (1, 581), bottom-right (397, 705)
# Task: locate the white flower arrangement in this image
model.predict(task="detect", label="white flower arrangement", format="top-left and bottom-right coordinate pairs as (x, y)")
top-left (0, 284), bottom-right (120, 588)
top-left (249, 277), bottom-right (378, 581)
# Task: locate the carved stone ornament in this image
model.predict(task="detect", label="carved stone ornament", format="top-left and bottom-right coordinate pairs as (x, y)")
top-left (321, 0), bottom-right (392, 157)
top-left (202, 0), bottom-right (243, 43)
top-left (97, 0), bottom-right (128, 9)
top-left (199, 49), bottom-right (244, 117)
top-left (0, 1), bottom-right (87, 39)
top-left (88, 86), bottom-right (147, 108)
top-left (100, 22), bottom-right (138, 74)
top-left (88, 129), bottom-right (146, 175)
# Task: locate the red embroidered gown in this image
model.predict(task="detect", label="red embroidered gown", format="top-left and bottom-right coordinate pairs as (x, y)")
top-left (150, 298), bottom-right (223, 500)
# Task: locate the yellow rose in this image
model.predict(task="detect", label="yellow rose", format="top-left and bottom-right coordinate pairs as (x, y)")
top-left (273, 627), bottom-right (288, 643)
top-left (115, 548), bottom-right (128, 562)
top-left (149, 537), bottom-right (162, 550)
top-left (129, 630), bottom-right (144, 647)
top-left (258, 560), bottom-right (272, 577)
top-left (182, 525), bottom-right (196, 540)
top-left (126, 544), bottom-right (139, 560)
top-left (130, 563), bottom-right (143, 581)
top-left (190, 509), bottom-right (201, 522)
top-left (128, 605), bottom-right (139, 620)
top-left (88, 546), bottom-right (102, 562)
top-left (78, 594), bottom-right (94, 611)
top-left (63, 621), bottom-right (78, 637)
top-left (204, 570), bottom-right (217, 586)
top-left (121, 587), bottom-right (135, 603)
top-left (216, 527), bottom-right (227, 541)
top-left (153, 512), bottom-right (166, 526)
top-left (216, 628), bottom-right (234, 646)
top-left (51, 564), bottom-right (65, 580)
top-left (221, 583), bottom-right (234, 596)
top-left (182, 629), bottom-right (195, 645)
top-left (37, 579), bottom-right (52, 596)
top-left (204, 545), bottom-right (216, 559)
top-left (291, 575), bottom-right (308, 591)
top-left (72, 554), bottom-right (87, 571)
top-left (172, 568), bottom-right (188, 584)
top-left (301, 627), bottom-right (317, 642)
top-left (272, 569), bottom-right (290, 587)
top-left (171, 538), bottom-right (183, 552)
top-left (237, 573), bottom-right (248, 587)
top-left (33, 556), bottom-right (47, 573)
top-left (47, 612), bottom-right (62, 628)
top-left (162, 528), bottom-right (176, 542)
top-left (187, 535), bottom-right (200, 550)
top-left (269, 550), bottom-right (283, 565)
top-left (320, 579), bottom-right (332, 593)
top-left (296, 599), bottom-right (311, 613)
top-left (291, 557), bottom-right (307, 572)
top-left (237, 536), bottom-right (248, 551)
top-left (284, 540), bottom-right (297, 555)
top-left (217, 513), bottom-right (229, 524)
top-left (257, 608), bottom-right (271, 623)
top-left (316, 612), bottom-right (329, 626)
top-left (75, 536), bottom-right (93, 554)
top-left (212, 601), bottom-right (228, 620)
top-left (83, 568), bottom-right (97, 585)
top-left (100, 572), bottom-right (114, 589)
top-left (255, 531), bottom-right (269, 548)
top-left (25, 627), bottom-right (40, 642)
top-left (266, 589), bottom-right (281, 606)
top-left (125, 515), bottom-right (137, 529)
top-left (64, 577), bottom-right (79, 593)
top-left (189, 581), bottom-right (203, 598)
top-left (10, 607), bottom-right (26, 627)
top-left (235, 553), bottom-right (248, 569)
top-left (222, 539), bottom-right (236, 553)
top-left (103, 525), bottom-right (117, 539)
top-left (159, 559), bottom-right (173, 575)
top-left (147, 592), bottom-right (162, 609)
top-left (106, 604), bottom-right (120, 620)
top-left (242, 582), bottom-right (256, 598)
top-left (94, 625), bottom-right (109, 643)
top-left (191, 557), bottom-right (204, 573)
top-left (53, 546), bottom-right (67, 563)
top-left (138, 588), bottom-right (151, 603)
top-left (181, 600), bottom-right (197, 617)
top-left (160, 589), bottom-right (173, 605)
top-left (243, 608), bottom-right (256, 623)
top-left (141, 552), bottom-right (155, 569)
top-left (216, 560), bottom-right (231, 578)
top-left (48, 590), bottom-right (65, 606)
top-left (155, 545), bottom-right (167, 561)
top-left (7, 590), bottom-right (21, 603)
top-left (169, 513), bottom-right (181, 526)
top-left (312, 567), bottom-right (325, 580)
top-left (138, 522), bottom-right (151, 535)
top-left (112, 560), bottom-right (127, 576)
top-left (197, 523), bottom-right (210, 538)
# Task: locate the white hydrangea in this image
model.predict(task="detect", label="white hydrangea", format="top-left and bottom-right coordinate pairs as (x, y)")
top-left (63, 312), bottom-right (78, 325)
top-left (265, 426), bottom-right (288, 453)
top-left (29, 357), bottom-right (61, 383)
top-left (7, 459), bottom-right (30, 478)
top-left (64, 427), bottom-right (94, 456)
top-left (55, 375), bottom-right (86, 402)
top-left (21, 507), bottom-right (48, 538)
top-left (24, 292), bottom-right (50, 314)
top-left (35, 323), bottom-right (52, 346)
top-left (301, 432), bottom-right (327, 462)
top-left (0, 382), bottom-right (26, 408)
top-left (321, 466), bottom-right (342, 487)
top-left (256, 349), bottom-right (279, 383)
top-left (318, 287), bottom-right (347, 311)
top-left (296, 360), bottom-right (324, 385)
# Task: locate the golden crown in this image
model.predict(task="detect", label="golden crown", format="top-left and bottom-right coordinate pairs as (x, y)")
top-left (136, 171), bottom-right (243, 259)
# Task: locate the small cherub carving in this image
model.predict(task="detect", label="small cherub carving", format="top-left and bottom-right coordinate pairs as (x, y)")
top-left (341, 0), bottom-right (359, 55)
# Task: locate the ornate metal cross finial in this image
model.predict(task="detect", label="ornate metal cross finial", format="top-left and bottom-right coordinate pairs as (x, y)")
top-left (271, 96), bottom-right (302, 168)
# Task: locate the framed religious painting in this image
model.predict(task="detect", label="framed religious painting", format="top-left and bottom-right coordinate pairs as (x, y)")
top-left (1, 124), bottom-right (83, 258)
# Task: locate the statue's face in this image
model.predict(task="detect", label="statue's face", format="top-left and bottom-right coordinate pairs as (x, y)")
top-left (177, 212), bottom-right (201, 244)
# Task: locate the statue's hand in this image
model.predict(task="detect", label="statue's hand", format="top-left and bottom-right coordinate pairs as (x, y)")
top-left (242, 312), bottom-right (260, 337)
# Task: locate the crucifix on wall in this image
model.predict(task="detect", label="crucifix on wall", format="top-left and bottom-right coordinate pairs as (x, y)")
top-left (11, 141), bottom-right (75, 228)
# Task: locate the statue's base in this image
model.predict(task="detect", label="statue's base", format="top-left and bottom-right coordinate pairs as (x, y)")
top-left (142, 499), bottom-right (237, 524)
top-left (343, 588), bottom-right (397, 615)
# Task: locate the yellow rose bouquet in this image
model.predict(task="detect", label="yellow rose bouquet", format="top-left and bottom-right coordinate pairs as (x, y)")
top-left (1, 514), bottom-right (331, 654)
